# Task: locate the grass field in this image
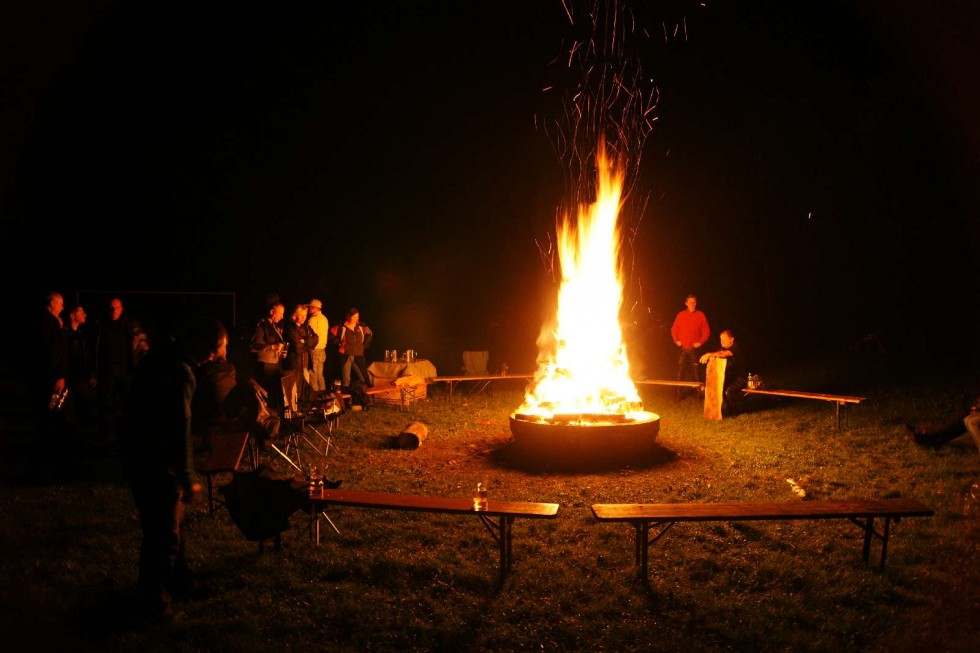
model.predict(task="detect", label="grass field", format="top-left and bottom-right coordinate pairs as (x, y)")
top-left (1, 352), bottom-right (977, 652)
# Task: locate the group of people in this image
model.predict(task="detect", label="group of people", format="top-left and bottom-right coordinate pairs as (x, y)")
top-left (36, 291), bottom-right (229, 621)
top-left (35, 292), bottom-right (145, 450)
top-left (249, 298), bottom-right (374, 414)
top-left (35, 289), bottom-right (382, 623)
top-left (671, 292), bottom-right (979, 455)
top-left (669, 293), bottom-right (745, 416)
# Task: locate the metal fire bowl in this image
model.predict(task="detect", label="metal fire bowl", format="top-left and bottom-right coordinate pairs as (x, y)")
top-left (508, 412), bottom-right (660, 471)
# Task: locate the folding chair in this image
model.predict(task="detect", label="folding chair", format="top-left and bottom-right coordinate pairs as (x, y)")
top-left (462, 350), bottom-right (494, 396)
top-left (267, 372), bottom-right (305, 473)
top-left (195, 431), bottom-right (252, 514)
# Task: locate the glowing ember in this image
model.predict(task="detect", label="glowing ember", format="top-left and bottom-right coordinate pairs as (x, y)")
top-left (515, 141), bottom-right (650, 425)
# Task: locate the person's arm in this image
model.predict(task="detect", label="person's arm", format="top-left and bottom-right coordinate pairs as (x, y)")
top-left (699, 348), bottom-right (733, 364)
top-left (697, 314), bottom-right (710, 348)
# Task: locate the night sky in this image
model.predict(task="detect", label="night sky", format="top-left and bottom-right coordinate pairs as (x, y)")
top-left (5, 1), bottom-right (978, 376)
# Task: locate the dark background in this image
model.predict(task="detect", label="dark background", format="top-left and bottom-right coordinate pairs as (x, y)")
top-left (4, 1), bottom-right (978, 378)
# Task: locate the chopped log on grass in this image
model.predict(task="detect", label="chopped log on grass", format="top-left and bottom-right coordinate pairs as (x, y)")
top-left (396, 421), bottom-right (428, 449)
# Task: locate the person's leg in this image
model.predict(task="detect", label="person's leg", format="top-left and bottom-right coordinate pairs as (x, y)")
top-left (675, 349), bottom-right (686, 400)
top-left (350, 357), bottom-right (368, 385)
top-left (342, 356), bottom-right (353, 388)
top-left (310, 348), bottom-right (326, 392)
top-left (909, 418), bottom-right (967, 446)
top-left (964, 413), bottom-right (980, 457)
top-left (131, 476), bottom-right (180, 618)
top-left (169, 488), bottom-right (193, 599)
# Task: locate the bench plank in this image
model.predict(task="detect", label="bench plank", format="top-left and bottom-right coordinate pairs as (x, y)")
top-left (311, 489), bottom-right (559, 518)
top-left (593, 499), bottom-right (930, 522)
top-left (593, 499), bottom-right (933, 580)
top-left (741, 388), bottom-right (866, 428)
top-left (635, 379), bottom-right (704, 388)
top-left (741, 388), bottom-right (865, 403)
top-left (309, 489), bottom-right (559, 584)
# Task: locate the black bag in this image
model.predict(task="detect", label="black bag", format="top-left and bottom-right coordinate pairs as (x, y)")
top-left (223, 464), bottom-right (308, 542)
top-left (350, 381), bottom-right (370, 407)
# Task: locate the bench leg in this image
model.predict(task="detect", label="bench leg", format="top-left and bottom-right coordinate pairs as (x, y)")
top-left (862, 516), bottom-right (873, 563)
top-left (477, 514), bottom-right (514, 584)
top-left (633, 521), bottom-right (676, 581)
top-left (310, 504), bottom-right (318, 544)
top-left (635, 523), bottom-right (648, 580)
top-left (205, 473), bottom-right (216, 514)
top-left (880, 517), bottom-right (892, 571)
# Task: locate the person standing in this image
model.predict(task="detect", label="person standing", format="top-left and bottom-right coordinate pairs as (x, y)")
top-left (306, 298), bottom-right (329, 395)
top-left (95, 297), bottom-right (139, 442)
top-left (35, 291), bottom-right (70, 458)
top-left (118, 315), bottom-right (227, 622)
top-left (65, 303), bottom-right (98, 439)
top-left (334, 307), bottom-right (373, 392)
top-left (670, 294), bottom-right (710, 400)
top-left (281, 304), bottom-right (317, 412)
top-left (250, 302), bottom-right (286, 411)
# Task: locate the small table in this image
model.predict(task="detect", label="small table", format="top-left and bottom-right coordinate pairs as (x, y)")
top-left (367, 359), bottom-right (438, 383)
top-left (431, 374), bottom-right (533, 403)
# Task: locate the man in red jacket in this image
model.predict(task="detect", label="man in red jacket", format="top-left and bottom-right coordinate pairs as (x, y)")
top-left (670, 294), bottom-right (711, 400)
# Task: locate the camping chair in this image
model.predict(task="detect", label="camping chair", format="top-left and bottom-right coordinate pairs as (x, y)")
top-left (195, 431), bottom-right (253, 514)
top-left (267, 372), bottom-right (305, 473)
top-left (462, 350), bottom-right (494, 396)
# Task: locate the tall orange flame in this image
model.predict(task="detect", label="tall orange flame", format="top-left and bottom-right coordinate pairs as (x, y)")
top-left (517, 141), bottom-right (644, 422)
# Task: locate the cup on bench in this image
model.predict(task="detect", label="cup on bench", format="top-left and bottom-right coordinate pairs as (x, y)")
top-left (473, 482), bottom-right (488, 511)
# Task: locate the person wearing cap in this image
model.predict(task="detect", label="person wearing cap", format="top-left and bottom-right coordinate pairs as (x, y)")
top-left (306, 298), bottom-right (329, 394)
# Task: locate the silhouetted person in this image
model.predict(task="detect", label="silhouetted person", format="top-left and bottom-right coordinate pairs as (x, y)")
top-left (65, 303), bottom-right (98, 439)
top-left (34, 291), bottom-right (71, 463)
top-left (118, 315), bottom-right (227, 622)
top-left (95, 297), bottom-right (139, 443)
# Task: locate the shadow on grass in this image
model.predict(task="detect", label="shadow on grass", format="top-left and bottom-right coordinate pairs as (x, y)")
top-left (0, 431), bottom-right (123, 488)
top-left (488, 440), bottom-right (679, 474)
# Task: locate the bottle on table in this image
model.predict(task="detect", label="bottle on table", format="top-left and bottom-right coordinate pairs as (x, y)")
top-left (473, 482), bottom-right (488, 511)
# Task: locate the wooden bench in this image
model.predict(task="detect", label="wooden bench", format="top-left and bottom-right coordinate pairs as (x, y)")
top-left (742, 388), bottom-right (866, 429)
top-left (432, 374), bottom-right (533, 403)
top-left (308, 488), bottom-right (559, 584)
top-left (592, 499), bottom-right (933, 581)
top-left (363, 381), bottom-right (426, 411)
top-left (635, 379), bottom-right (704, 389)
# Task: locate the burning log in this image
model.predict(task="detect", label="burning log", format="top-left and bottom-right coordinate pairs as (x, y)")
top-left (513, 413), bottom-right (634, 425)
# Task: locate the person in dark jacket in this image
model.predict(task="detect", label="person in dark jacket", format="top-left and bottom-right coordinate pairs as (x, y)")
top-left (95, 296), bottom-right (140, 442)
top-left (35, 291), bottom-right (70, 456)
top-left (65, 303), bottom-right (98, 439)
top-left (250, 302), bottom-right (286, 411)
top-left (118, 315), bottom-right (227, 621)
top-left (281, 304), bottom-right (317, 412)
top-left (699, 329), bottom-right (746, 417)
top-left (333, 306), bottom-right (373, 390)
